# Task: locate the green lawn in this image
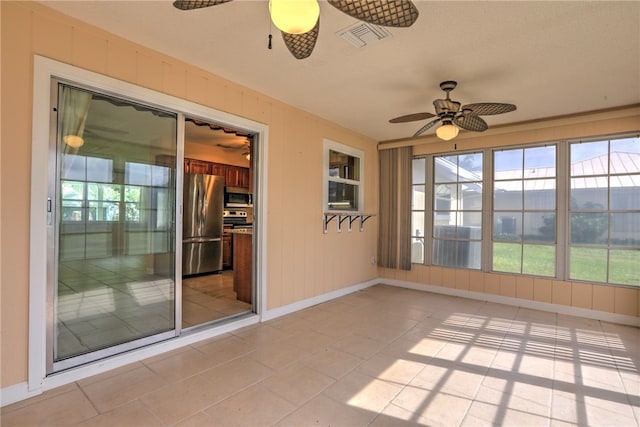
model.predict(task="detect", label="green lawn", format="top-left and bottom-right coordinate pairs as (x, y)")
top-left (493, 243), bottom-right (639, 286)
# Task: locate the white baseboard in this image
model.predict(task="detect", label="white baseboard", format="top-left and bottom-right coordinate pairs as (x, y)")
top-left (381, 278), bottom-right (640, 327)
top-left (0, 382), bottom-right (42, 407)
top-left (262, 278), bottom-right (379, 321)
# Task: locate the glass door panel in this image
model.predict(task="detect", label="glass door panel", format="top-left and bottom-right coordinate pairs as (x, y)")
top-left (51, 83), bottom-right (177, 370)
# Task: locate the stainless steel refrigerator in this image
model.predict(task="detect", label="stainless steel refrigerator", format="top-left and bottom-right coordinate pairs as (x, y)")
top-left (182, 173), bottom-right (225, 276)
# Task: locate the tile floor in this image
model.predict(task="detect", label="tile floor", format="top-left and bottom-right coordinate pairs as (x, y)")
top-left (2, 285), bottom-right (639, 426)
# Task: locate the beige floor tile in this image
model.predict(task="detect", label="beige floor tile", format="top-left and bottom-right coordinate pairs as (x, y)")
top-left (323, 370), bottom-right (404, 414)
top-left (276, 394), bottom-right (375, 427)
top-left (301, 347), bottom-right (362, 379)
top-left (331, 333), bottom-right (386, 359)
top-left (0, 382), bottom-right (79, 414)
top-left (204, 384), bottom-right (296, 426)
top-left (144, 346), bottom-right (219, 382)
top-left (369, 402), bottom-right (431, 426)
top-left (262, 362), bottom-right (335, 406)
top-left (140, 375), bottom-right (230, 425)
top-left (392, 385), bottom-right (473, 427)
top-left (465, 399), bottom-right (551, 426)
top-left (357, 353), bottom-right (425, 385)
top-left (81, 365), bottom-right (167, 413)
top-left (409, 361), bottom-right (485, 399)
top-left (191, 333), bottom-right (256, 364)
top-left (173, 411), bottom-right (217, 427)
top-left (231, 323), bottom-right (291, 347)
top-left (0, 389), bottom-right (97, 426)
top-left (77, 400), bottom-right (161, 426)
top-left (198, 356), bottom-right (274, 394)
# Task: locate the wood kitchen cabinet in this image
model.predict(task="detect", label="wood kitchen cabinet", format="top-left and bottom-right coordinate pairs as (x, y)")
top-left (222, 231), bottom-right (232, 269)
top-left (232, 231), bottom-right (252, 303)
top-left (185, 159), bottom-right (212, 174)
top-left (211, 162), bottom-right (226, 177)
top-left (225, 165), bottom-right (250, 188)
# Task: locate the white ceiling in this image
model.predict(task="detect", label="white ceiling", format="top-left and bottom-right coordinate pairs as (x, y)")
top-left (41, 1), bottom-right (640, 143)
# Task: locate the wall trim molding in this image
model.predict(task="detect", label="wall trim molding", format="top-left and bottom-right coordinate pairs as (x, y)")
top-left (380, 278), bottom-right (640, 327)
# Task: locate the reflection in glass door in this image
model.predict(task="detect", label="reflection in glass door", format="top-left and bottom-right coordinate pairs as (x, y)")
top-left (49, 83), bottom-right (178, 372)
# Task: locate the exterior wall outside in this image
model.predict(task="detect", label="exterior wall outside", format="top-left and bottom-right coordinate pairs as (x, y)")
top-left (0, 1), bottom-right (378, 389)
top-left (392, 107), bottom-right (640, 319)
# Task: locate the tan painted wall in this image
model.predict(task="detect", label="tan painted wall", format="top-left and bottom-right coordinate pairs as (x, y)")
top-left (379, 107), bottom-right (640, 318)
top-left (0, 2), bottom-right (378, 388)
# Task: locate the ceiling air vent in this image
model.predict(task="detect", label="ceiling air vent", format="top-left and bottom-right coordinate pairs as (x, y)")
top-left (338, 22), bottom-right (392, 48)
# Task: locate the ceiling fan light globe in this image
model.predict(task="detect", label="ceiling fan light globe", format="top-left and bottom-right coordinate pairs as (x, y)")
top-left (63, 134), bottom-right (84, 148)
top-left (436, 123), bottom-right (459, 141)
top-left (269, 0), bottom-right (320, 34)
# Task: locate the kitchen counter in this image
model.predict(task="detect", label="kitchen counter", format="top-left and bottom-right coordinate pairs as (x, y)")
top-left (229, 228), bottom-right (253, 234)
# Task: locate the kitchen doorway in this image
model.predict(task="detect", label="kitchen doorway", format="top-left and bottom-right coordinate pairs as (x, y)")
top-left (181, 118), bottom-right (255, 329)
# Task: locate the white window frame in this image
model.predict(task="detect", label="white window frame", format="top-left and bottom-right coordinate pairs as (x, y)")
top-left (322, 139), bottom-right (364, 212)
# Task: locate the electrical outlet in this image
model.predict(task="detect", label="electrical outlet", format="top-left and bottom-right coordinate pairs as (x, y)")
top-left (370, 256), bottom-right (376, 265)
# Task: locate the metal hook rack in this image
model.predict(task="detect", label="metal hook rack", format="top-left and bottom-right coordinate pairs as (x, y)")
top-left (323, 212), bottom-right (376, 233)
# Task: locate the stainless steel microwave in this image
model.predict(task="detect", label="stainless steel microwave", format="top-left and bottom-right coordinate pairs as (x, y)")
top-left (225, 190), bottom-right (252, 207)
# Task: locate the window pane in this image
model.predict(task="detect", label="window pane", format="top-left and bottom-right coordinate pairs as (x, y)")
top-left (412, 158), bottom-right (425, 183)
top-left (609, 250), bottom-right (640, 286)
top-left (494, 180), bottom-right (522, 210)
top-left (459, 213), bottom-right (482, 238)
top-left (412, 211), bottom-right (425, 237)
top-left (571, 140), bottom-right (608, 176)
top-left (328, 181), bottom-right (358, 210)
top-left (412, 185), bottom-right (425, 210)
top-left (493, 242), bottom-right (522, 273)
top-left (494, 212), bottom-right (522, 241)
top-left (411, 237), bottom-right (424, 264)
top-left (525, 146), bottom-right (556, 175)
top-left (610, 137), bottom-right (640, 174)
top-left (570, 212), bottom-right (608, 244)
top-left (524, 179), bottom-right (555, 210)
top-left (434, 156), bottom-right (457, 183)
top-left (433, 239), bottom-right (479, 269)
top-left (522, 244), bottom-right (555, 277)
top-left (434, 183), bottom-right (457, 211)
top-left (61, 154), bottom-right (86, 180)
top-left (610, 213), bottom-right (640, 247)
top-left (62, 181), bottom-right (84, 200)
top-left (524, 212), bottom-right (555, 243)
top-left (610, 174), bottom-right (640, 209)
top-left (495, 149), bottom-right (523, 179)
top-left (570, 177), bottom-right (608, 209)
top-left (458, 153), bottom-right (483, 181)
top-left (86, 157), bottom-right (112, 183)
top-left (329, 150), bottom-right (360, 181)
top-left (570, 247), bottom-right (607, 282)
top-left (460, 182), bottom-right (483, 210)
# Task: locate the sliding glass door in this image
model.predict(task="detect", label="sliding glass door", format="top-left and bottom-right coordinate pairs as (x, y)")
top-left (49, 82), bottom-right (178, 372)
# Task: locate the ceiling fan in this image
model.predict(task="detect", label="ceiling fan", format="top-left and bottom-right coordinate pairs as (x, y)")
top-left (172, 0), bottom-right (419, 59)
top-left (389, 80), bottom-right (517, 140)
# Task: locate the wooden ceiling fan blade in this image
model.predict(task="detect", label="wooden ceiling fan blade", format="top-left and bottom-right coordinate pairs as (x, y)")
top-left (281, 20), bottom-right (320, 60)
top-left (414, 118), bottom-right (441, 137)
top-left (389, 112), bottom-right (435, 123)
top-left (462, 102), bottom-right (516, 116)
top-left (172, 0), bottom-right (232, 11)
top-left (328, 0), bottom-right (419, 27)
top-left (455, 115), bottom-right (488, 132)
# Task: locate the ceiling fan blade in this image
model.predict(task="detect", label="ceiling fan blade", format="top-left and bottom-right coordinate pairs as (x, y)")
top-left (389, 112), bottom-right (435, 123)
top-left (173, 0), bottom-right (232, 11)
top-left (328, 0), bottom-right (419, 28)
top-left (461, 102), bottom-right (516, 116)
top-left (414, 118), bottom-right (441, 137)
top-left (455, 115), bottom-right (488, 132)
top-left (281, 19), bottom-right (320, 60)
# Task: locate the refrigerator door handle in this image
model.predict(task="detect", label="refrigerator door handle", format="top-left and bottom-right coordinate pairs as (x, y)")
top-left (183, 237), bottom-right (222, 244)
